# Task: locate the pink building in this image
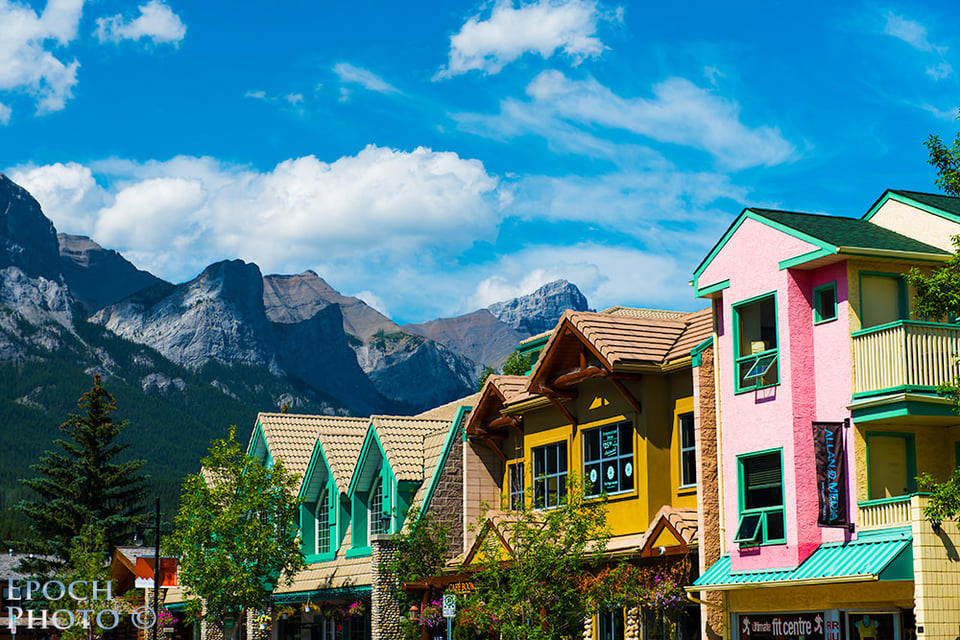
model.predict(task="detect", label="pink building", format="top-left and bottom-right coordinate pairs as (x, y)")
top-left (691, 191), bottom-right (960, 640)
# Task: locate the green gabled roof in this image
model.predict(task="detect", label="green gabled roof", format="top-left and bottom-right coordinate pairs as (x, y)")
top-left (691, 528), bottom-right (912, 590)
top-left (887, 189), bottom-right (960, 219)
top-left (749, 208), bottom-right (948, 255)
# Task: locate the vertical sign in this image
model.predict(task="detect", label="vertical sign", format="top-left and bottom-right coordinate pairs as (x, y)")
top-left (813, 421), bottom-right (847, 527)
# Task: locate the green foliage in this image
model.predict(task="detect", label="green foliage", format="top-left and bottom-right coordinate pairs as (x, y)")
top-left (459, 483), bottom-right (610, 640)
top-left (168, 427), bottom-right (305, 634)
top-left (12, 375), bottom-right (148, 572)
top-left (907, 236), bottom-right (960, 322)
top-left (925, 109), bottom-right (960, 197)
top-left (501, 351), bottom-right (531, 377)
top-left (918, 469), bottom-right (960, 529)
top-left (476, 350), bottom-right (531, 390)
top-left (54, 525), bottom-right (113, 640)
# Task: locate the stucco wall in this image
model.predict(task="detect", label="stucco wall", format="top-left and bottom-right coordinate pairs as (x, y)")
top-left (868, 198), bottom-right (960, 253)
top-left (725, 580), bottom-right (914, 611)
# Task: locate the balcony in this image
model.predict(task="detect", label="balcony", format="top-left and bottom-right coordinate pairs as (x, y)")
top-left (857, 494), bottom-right (913, 531)
top-left (851, 320), bottom-right (960, 396)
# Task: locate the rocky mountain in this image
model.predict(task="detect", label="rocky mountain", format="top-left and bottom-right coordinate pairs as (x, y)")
top-left (59, 234), bottom-right (166, 314)
top-left (0, 175), bottom-right (61, 280)
top-left (488, 279), bottom-right (590, 335)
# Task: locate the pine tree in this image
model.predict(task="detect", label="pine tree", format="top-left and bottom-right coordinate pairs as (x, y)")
top-left (12, 374), bottom-right (148, 572)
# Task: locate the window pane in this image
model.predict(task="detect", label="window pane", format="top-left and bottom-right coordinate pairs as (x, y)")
top-left (585, 463), bottom-right (601, 495)
top-left (765, 510), bottom-right (785, 541)
top-left (534, 447), bottom-right (545, 477)
top-left (557, 441), bottom-right (568, 472)
top-left (547, 446), bottom-right (558, 475)
top-left (618, 458), bottom-right (633, 492)
top-left (585, 429), bottom-right (600, 463)
top-left (619, 423), bottom-right (633, 455)
top-left (682, 451), bottom-right (696, 486)
top-left (737, 296), bottom-right (777, 356)
top-left (817, 287), bottom-right (836, 321)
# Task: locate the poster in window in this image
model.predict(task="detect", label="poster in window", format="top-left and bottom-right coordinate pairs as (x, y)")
top-left (812, 421), bottom-right (848, 526)
top-left (847, 613), bottom-right (897, 640)
top-left (601, 427), bottom-right (618, 458)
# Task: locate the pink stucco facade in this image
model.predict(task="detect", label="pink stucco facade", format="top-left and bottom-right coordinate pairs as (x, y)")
top-left (698, 217), bottom-right (855, 572)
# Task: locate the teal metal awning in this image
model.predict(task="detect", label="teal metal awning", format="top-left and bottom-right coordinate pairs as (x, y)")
top-left (690, 528), bottom-right (912, 591)
top-left (271, 586), bottom-right (371, 603)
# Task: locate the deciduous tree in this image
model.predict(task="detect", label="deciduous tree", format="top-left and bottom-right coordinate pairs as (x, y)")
top-left (167, 427), bottom-right (304, 639)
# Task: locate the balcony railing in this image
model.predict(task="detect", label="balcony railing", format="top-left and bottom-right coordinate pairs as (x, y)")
top-left (851, 320), bottom-right (960, 395)
top-left (857, 494), bottom-right (913, 531)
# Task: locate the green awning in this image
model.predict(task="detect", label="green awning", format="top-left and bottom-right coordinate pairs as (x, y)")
top-left (691, 528), bottom-right (912, 591)
top-left (271, 586), bottom-right (371, 604)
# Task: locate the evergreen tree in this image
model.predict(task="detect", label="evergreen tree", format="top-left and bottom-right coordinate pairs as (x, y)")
top-left (12, 374), bottom-right (148, 572)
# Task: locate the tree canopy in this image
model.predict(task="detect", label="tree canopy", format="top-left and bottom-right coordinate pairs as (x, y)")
top-left (13, 374), bottom-right (148, 572)
top-left (168, 427), bottom-right (304, 637)
top-left (924, 109), bottom-right (960, 197)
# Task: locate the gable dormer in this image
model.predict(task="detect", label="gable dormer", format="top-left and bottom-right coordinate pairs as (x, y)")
top-left (864, 189), bottom-right (960, 253)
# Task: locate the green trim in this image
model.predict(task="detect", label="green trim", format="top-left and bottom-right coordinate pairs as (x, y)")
top-left (418, 406), bottom-right (471, 519)
top-left (732, 291), bottom-right (780, 394)
top-left (270, 586), bottom-right (371, 604)
top-left (691, 336), bottom-right (713, 368)
top-left (851, 384), bottom-right (939, 400)
top-left (850, 318), bottom-right (956, 337)
top-left (344, 546), bottom-right (371, 558)
top-left (304, 550), bottom-right (337, 564)
top-left (858, 271), bottom-right (908, 329)
top-left (736, 447), bottom-right (786, 546)
top-left (866, 431), bottom-right (917, 499)
top-left (850, 396), bottom-right (957, 422)
top-left (779, 248), bottom-right (834, 270)
top-left (696, 279), bottom-right (730, 297)
top-left (247, 421), bottom-right (271, 466)
top-left (857, 494), bottom-right (916, 509)
top-left (864, 190), bottom-right (960, 225)
top-left (813, 281), bottom-right (838, 324)
top-left (347, 424), bottom-right (380, 498)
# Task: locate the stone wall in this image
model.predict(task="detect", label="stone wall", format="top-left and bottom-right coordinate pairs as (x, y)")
top-left (370, 535), bottom-right (403, 640)
top-left (426, 423), bottom-right (464, 560)
top-left (693, 342), bottom-right (724, 640)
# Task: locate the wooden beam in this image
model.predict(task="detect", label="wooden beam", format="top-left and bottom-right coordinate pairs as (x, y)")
top-left (553, 365), bottom-right (604, 388)
top-left (488, 414), bottom-right (522, 431)
top-left (608, 376), bottom-right (642, 415)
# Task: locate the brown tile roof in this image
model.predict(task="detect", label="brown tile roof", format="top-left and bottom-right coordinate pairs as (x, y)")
top-left (466, 375), bottom-right (530, 435)
top-left (414, 392), bottom-right (480, 420)
top-left (257, 413), bottom-right (369, 495)
top-left (371, 415), bottom-right (454, 482)
top-left (600, 306), bottom-right (690, 320)
top-left (526, 306), bottom-right (712, 382)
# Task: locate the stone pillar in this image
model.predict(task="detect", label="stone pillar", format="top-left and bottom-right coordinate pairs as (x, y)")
top-left (371, 534), bottom-right (403, 640)
top-left (624, 606), bottom-right (640, 640)
top-left (693, 343), bottom-right (724, 640)
top-left (246, 607), bottom-right (273, 640)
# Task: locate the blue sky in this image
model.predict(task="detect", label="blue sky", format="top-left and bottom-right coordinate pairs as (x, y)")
top-left (3, 0), bottom-right (959, 323)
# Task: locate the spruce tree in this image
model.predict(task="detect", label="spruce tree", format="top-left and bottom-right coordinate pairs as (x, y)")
top-left (12, 374), bottom-right (148, 572)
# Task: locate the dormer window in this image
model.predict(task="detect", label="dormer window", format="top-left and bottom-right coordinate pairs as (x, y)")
top-left (370, 475), bottom-right (390, 536)
top-left (315, 488), bottom-right (330, 555)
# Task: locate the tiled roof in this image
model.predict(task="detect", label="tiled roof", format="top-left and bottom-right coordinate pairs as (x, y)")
top-left (665, 308), bottom-right (713, 363)
top-left (371, 415), bottom-right (453, 482)
top-left (600, 306), bottom-right (690, 320)
top-left (276, 524), bottom-right (371, 592)
top-left (313, 417), bottom-right (370, 495)
top-left (888, 189), bottom-right (960, 218)
top-left (258, 413), bottom-right (369, 494)
top-left (659, 506), bottom-right (699, 546)
top-left (414, 392), bottom-right (480, 420)
top-left (750, 208), bottom-right (948, 255)
top-left (489, 375), bottom-right (529, 401)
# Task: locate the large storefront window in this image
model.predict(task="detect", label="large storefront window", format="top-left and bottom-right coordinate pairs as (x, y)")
top-left (598, 608), bottom-right (624, 640)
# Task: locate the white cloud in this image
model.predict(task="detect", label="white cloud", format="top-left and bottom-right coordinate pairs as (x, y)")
top-left (245, 90), bottom-right (267, 100)
top-left (883, 11), bottom-right (952, 81)
top-left (333, 63), bottom-right (399, 94)
top-left (0, 0), bottom-right (83, 114)
top-left (457, 70), bottom-right (795, 170)
top-left (437, 0), bottom-right (608, 78)
top-left (94, 0), bottom-right (186, 46)
top-left (353, 290), bottom-right (390, 318)
top-left (0, 102), bottom-right (11, 124)
top-left (10, 146), bottom-right (502, 282)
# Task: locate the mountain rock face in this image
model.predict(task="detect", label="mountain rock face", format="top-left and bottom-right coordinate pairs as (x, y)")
top-left (263, 271), bottom-right (398, 338)
top-left (59, 234), bottom-right (166, 313)
top-left (0, 174), bottom-right (61, 281)
top-left (403, 309), bottom-right (526, 367)
top-left (93, 260), bottom-right (281, 372)
top-left (488, 279), bottom-right (589, 335)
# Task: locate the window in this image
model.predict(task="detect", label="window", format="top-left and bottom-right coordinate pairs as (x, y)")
top-left (679, 413), bottom-right (696, 487)
top-left (533, 441), bottom-right (568, 509)
top-left (813, 282), bottom-right (837, 324)
top-left (508, 461), bottom-right (525, 510)
top-left (370, 476), bottom-right (389, 536)
top-left (315, 488), bottom-right (330, 555)
top-left (583, 422), bottom-right (634, 497)
top-left (598, 608), bottom-right (624, 640)
top-left (735, 450), bottom-right (784, 546)
top-left (733, 293), bottom-right (779, 392)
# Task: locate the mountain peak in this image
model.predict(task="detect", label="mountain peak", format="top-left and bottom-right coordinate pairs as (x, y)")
top-left (0, 173), bottom-right (62, 280)
top-left (487, 279), bottom-right (589, 335)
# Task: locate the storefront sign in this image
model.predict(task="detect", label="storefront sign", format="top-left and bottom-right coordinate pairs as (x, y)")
top-left (739, 613), bottom-right (825, 640)
top-left (812, 421), bottom-right (848, 527)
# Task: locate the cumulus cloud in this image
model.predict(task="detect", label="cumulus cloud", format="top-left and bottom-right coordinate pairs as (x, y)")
top-left (0, 0), bottom-right (83, 114)
top-left (10, 146), bottom-right (502, 282)
top-left (0, 103), bottom-right (11, 125)
top-left (437, 0), bottom-right (608, 78)
top-left (333, 63), bottom-right (399, 94)
top-left (94, 0), bottom-right (186, 46)
top-left (457, 70), bottom-right (795, 170)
